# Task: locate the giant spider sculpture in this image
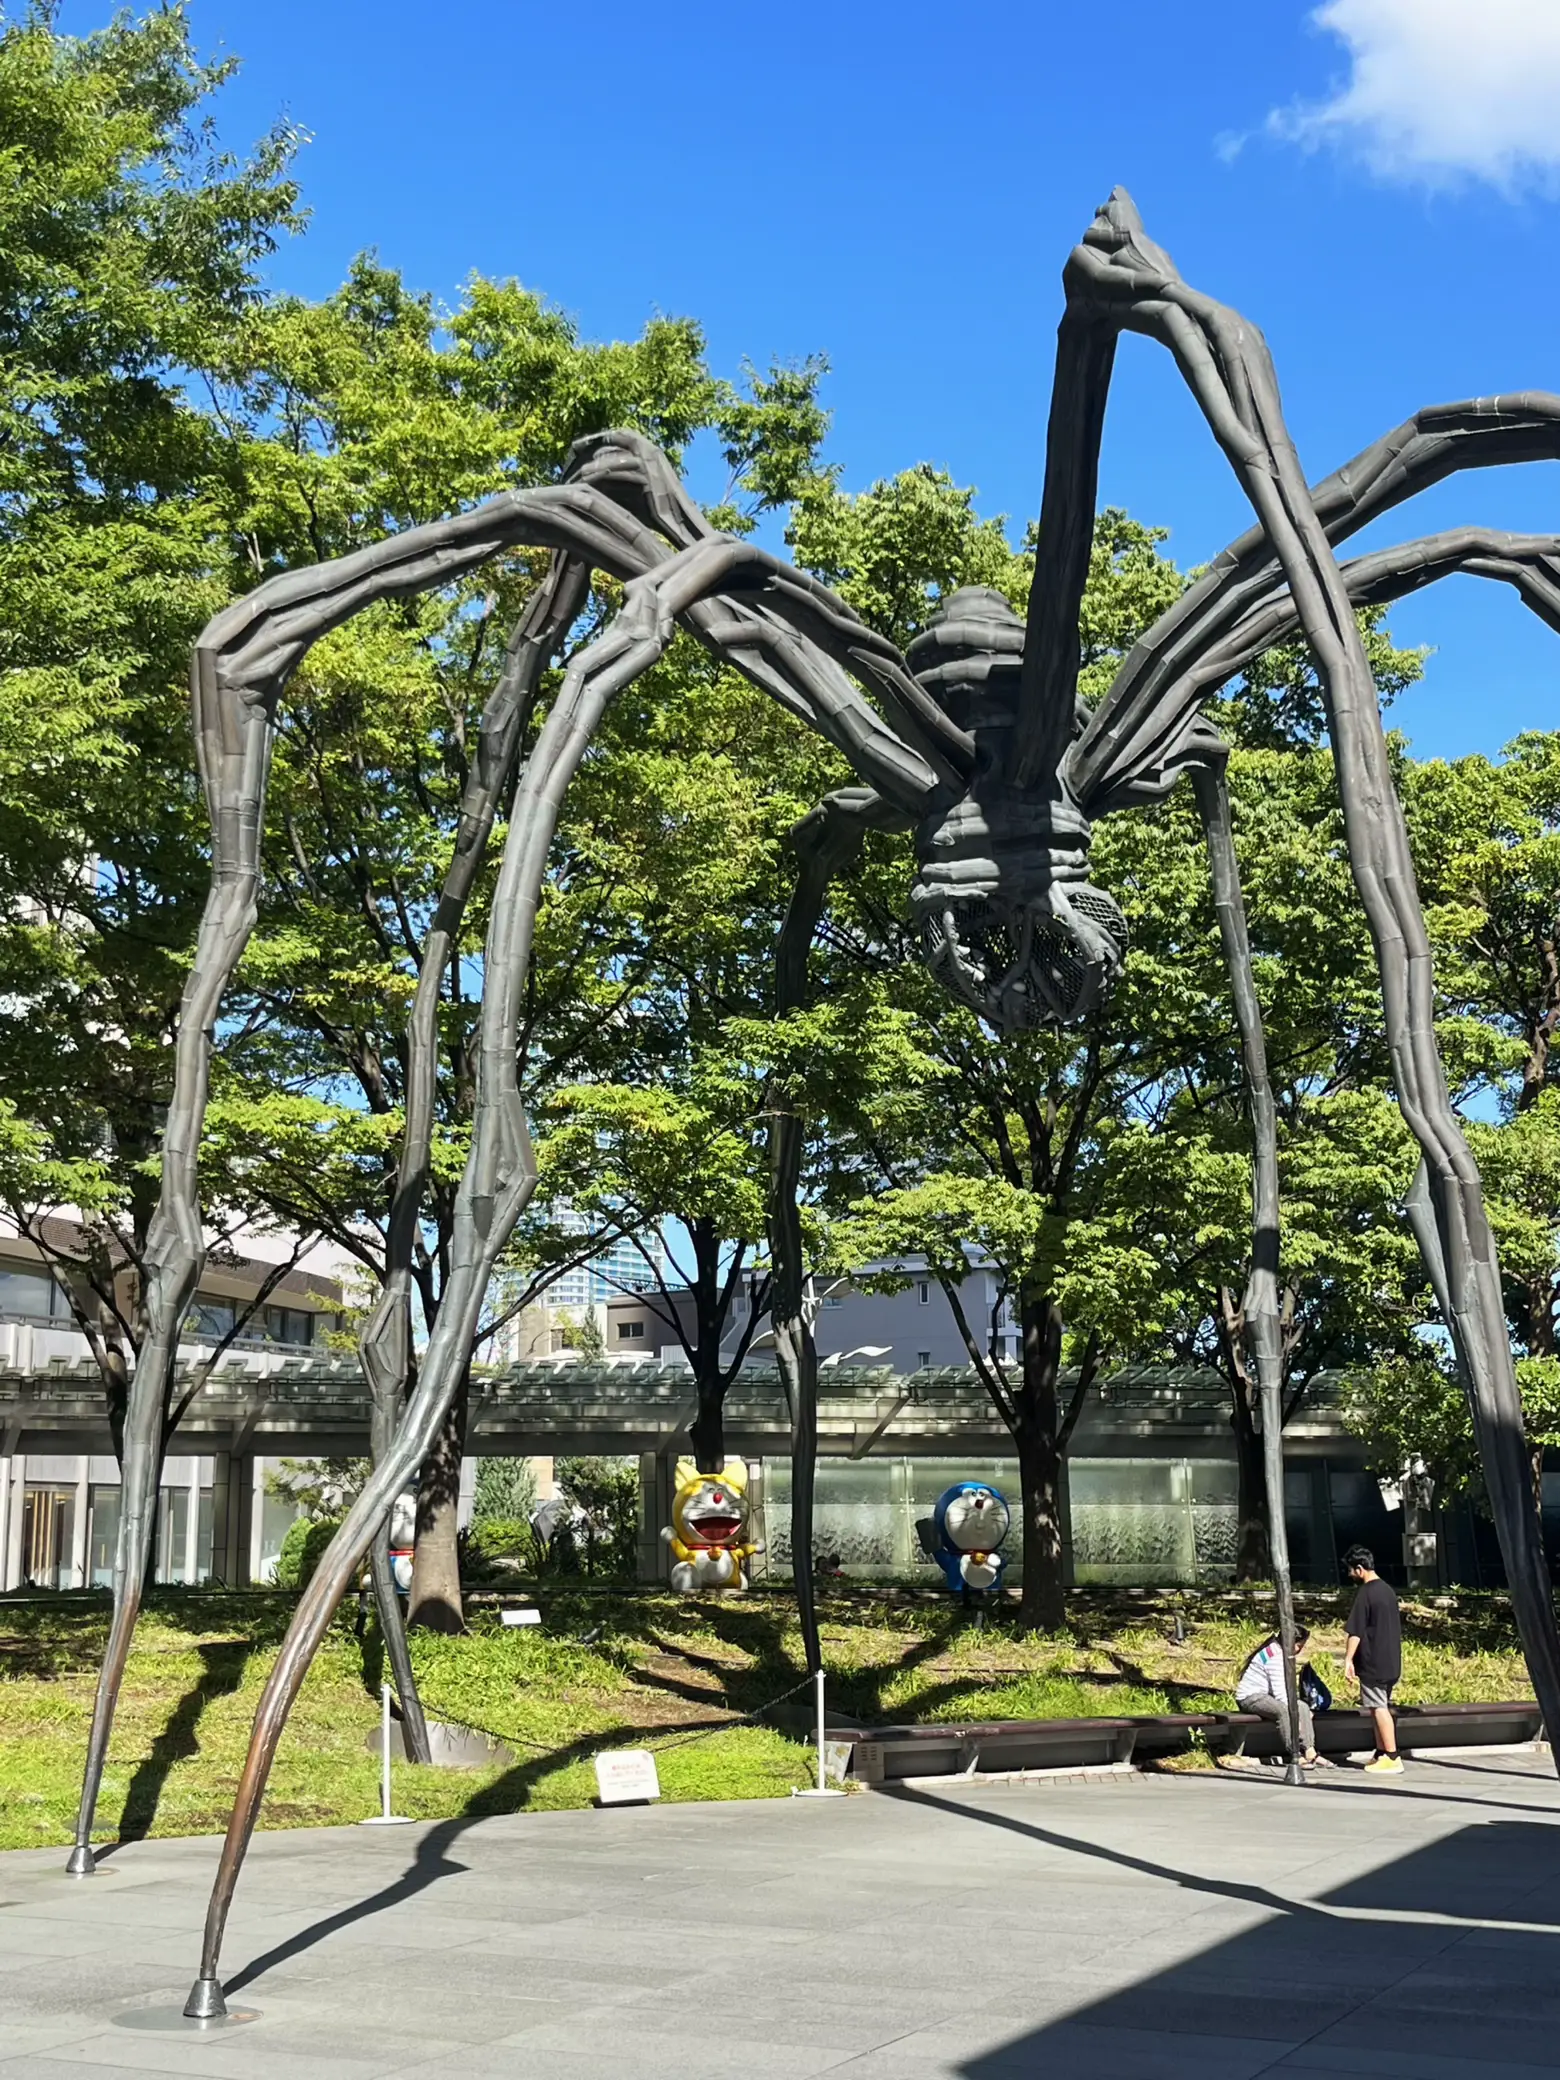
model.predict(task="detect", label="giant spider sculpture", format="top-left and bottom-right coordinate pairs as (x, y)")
top-left (65, 192), bottom-right (1560, 2017)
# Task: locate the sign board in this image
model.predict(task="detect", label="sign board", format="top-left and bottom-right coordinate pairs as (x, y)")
top-left (594, 1748), bottom-right (661, 1805)
top-left (823, 1740), bottom-right (853, 1785)
top-left (500, 1608), bottom-right (541, 1627)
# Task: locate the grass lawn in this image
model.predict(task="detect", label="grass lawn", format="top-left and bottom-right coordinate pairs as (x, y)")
top-left (0, 1583), bottom-right (1537, 1853)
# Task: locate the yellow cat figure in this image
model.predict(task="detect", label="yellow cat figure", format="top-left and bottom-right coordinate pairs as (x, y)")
top-left (661, 1459), bottom-right (761, 1592)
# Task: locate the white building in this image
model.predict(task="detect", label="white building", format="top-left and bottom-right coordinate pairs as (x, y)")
top-left (0, 1219), bottom-right (352, 1591)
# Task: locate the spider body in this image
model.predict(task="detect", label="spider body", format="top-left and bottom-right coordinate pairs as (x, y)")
top-left (907, 586), bottom-right (1128, 1026)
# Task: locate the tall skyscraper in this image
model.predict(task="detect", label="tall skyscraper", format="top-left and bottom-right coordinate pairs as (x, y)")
top-left (542, 1214), bottom-right (665, 1311)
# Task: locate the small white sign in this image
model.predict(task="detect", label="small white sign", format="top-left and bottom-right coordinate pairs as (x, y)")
top-left (500, 1608), bottom-right (541, 1627)
top-left (594, 1748), bottom-right (661, 1805)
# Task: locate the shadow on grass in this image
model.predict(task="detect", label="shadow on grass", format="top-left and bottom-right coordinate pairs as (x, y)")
top-left (103, 1639), bottom-right (252, 1850)
top-left (1098, 1643), bottom-right (1225, 1715)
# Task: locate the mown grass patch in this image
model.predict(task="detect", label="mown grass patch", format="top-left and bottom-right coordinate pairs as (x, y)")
top-left (0, 1583), bottom-right (1536, 1853)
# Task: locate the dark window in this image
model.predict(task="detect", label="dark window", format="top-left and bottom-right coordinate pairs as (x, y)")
top-left (186, 1296), bottom-right (235, 1340)
top-left (617, 1320), bottom-right (645, 1341)
top-left (917, 1350), bottom-right (931, 1369)
top-left (263, 1305), bottom-right (315, 1347)
top-left (0, 1268), bottom-right (67, 1321)
top-left (918, 1281), bottom-right (930, 1304)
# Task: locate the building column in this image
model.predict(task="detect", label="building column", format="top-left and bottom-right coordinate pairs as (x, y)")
top-left (3, 1446), bottom-right (25, 1590)
top-left (70, 1461), bottom-right (90, 1589)
top-left (183, 1461), bottom-right (201, 1584)
top-left (636, 1453), bottom-right (662, 1582)
top-left (247, 1457), bottom-right (267, 1583)
top-left (209, 1451), bottom-right (234, 1586)
top-left (0, 1427), bottom-right (18, 1591)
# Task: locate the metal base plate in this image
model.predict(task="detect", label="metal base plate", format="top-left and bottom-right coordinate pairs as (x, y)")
top-left (358, 1813), bottom-right (416, 1826)
top-left (113, 2006), bottom-right (259, 2033)
top-left (791, 1787), bottom-right (846, 1798)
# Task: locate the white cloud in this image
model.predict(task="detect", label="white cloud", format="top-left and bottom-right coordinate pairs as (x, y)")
top-left (1272, 0), bottom-right (1560, 192)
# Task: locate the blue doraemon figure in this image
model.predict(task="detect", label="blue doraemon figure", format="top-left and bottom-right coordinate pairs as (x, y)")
top-left (917, 1482), bottom-right (1011, 1597)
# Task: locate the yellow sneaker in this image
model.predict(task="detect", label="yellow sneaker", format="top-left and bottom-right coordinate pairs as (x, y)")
top-left (1363, 1754), bottom-right (1404, 1775)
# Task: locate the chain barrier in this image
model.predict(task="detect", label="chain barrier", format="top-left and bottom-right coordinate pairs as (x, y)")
top-left (410, 1668), bottom-right (818, 1763)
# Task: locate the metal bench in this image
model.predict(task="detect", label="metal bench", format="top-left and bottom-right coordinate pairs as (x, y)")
top-left (829, 1701), bottom-right (1546, 1784)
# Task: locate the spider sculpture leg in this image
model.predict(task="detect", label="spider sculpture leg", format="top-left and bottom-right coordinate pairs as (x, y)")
top-left (63, 484), bottom-right (666, 1879)
top-left (769, 788), bottom-right (913, 1675)
top-left (1189, 754), bottom-right (1304, 1768)
top-left (170, 529), bottom-right (947, 2015)
top-left (1045, 192), bottom-right (1560, 1760)
top-left (1074, 394), bottom-right (1560, 808)
top-left (71, 438), bottom-right (931, 1875)
top-left (362, 549), bottom-right (592, 1761)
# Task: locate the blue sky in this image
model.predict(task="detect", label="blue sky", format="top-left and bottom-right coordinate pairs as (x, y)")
top-left (71, 0), bottom-right (1560, 760)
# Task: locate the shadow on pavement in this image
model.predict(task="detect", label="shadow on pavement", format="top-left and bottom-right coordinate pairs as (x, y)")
top-left (883, 1780), bottom-right (1560, 2079)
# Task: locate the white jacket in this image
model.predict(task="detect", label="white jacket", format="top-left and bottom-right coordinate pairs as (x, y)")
top-left (1236, 1640), bottom-right (1289, 1706)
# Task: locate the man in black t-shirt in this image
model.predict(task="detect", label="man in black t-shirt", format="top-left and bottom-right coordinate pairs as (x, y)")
top-left (1343, 1544), bottom-right (1403, 1775)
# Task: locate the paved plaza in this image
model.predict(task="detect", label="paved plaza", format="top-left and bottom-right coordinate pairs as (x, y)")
top-left (2, 1754), bottom-right (1559, 2078)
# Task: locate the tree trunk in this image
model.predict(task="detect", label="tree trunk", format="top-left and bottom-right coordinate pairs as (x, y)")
top-left (1014, 1297), bottom-right (1066, 1633)
top-left (408, 1366), bottom-right (468, 1633)
top-left (1230, 1390), bottom-right (1271, 1580)
top-left (689, 1357), bottom-right (726, 1475)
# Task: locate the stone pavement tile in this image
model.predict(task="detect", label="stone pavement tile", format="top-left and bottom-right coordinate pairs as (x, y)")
top-left (28, 2028), bottom-right (397, 2080)
top-left (1302, 2012), bottom-right (1560, 2071)
top-left (1275, 2046), bottom-right (1560, 2078)
top-left (2, 1898), bottom-right (199, 1940)
top-left (1027, 1983), bottom-right (1349, 2043)
top-left (831, 2019), bottom-right (1290, 2079)
top-left (0, 1964), bottom-right (193, 2026)
top-left (449, 1917), bottom-right (753, 1969)
top-left (0, 1925), bottom-right (117, 1962)
top-left (667, 1986), bottom-right (967, 2055)
top-left (494, 2017), bottom-right (856, 2079)
top-left (0, 2062), bottom-right (188, 2080)
top-left (861, 1991), bottom-right (1133, 2064)
top-left (0, 2022), bottom-right (113, 2062)
top-left (249, 1975), bottom-right (575, 2046)
top-left (397, 1944), bottom-right (679, 2000)
top-left (408, 2035), bottom-right (853, 2080)
top-left (1379, 1962), bottom-right (1560, 2021)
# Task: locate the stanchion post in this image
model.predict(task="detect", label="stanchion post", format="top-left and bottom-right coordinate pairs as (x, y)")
top-left (815, 1665), bottom-right (826, 1793)
top-left (794, 1664), bottom-right (843, 1798)
top-left (360, 1682), bottom-right (415, 1826)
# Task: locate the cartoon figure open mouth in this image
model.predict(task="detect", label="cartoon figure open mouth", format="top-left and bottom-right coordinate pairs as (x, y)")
top-left (687, 1511), bottom-right (745, 1547)
top-left (664, 1462), bottom-right (761, 1592)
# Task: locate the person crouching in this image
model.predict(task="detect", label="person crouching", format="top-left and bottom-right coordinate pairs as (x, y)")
top-left (1235, 1625), bottom-right (1321, 1768)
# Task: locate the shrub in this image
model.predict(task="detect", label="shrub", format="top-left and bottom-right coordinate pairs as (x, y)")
top-left (468, 1517), bottom-right (539, 1570)
top-left (556, 1456), bottom-right (639, 1578)
top-left (273, 1514), bottom-right (343, 1591)
top-left (472, 1457), bottom-right (539, 1525)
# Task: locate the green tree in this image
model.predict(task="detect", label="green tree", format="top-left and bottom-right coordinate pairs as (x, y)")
top-left (208, 261), bottom-right (834, 1620)
top-left (792, 469), bottom-right (1434, 1619)
top-left (1408, 736), bottom-right (1560, 1360)
top-left (0, 4), bottom-right (306, 1452)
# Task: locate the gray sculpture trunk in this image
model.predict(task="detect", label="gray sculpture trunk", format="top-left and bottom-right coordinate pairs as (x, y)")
top-left (59, 194), bottom-right (1560, 2017)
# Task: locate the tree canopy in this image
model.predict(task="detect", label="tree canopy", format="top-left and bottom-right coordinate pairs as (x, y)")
top-left (6, 4), bottom-right (1560, 1621)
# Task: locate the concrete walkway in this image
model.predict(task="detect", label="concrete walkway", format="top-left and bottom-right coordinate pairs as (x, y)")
top-left (3, 1753), bottom-right (1559, 2077)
